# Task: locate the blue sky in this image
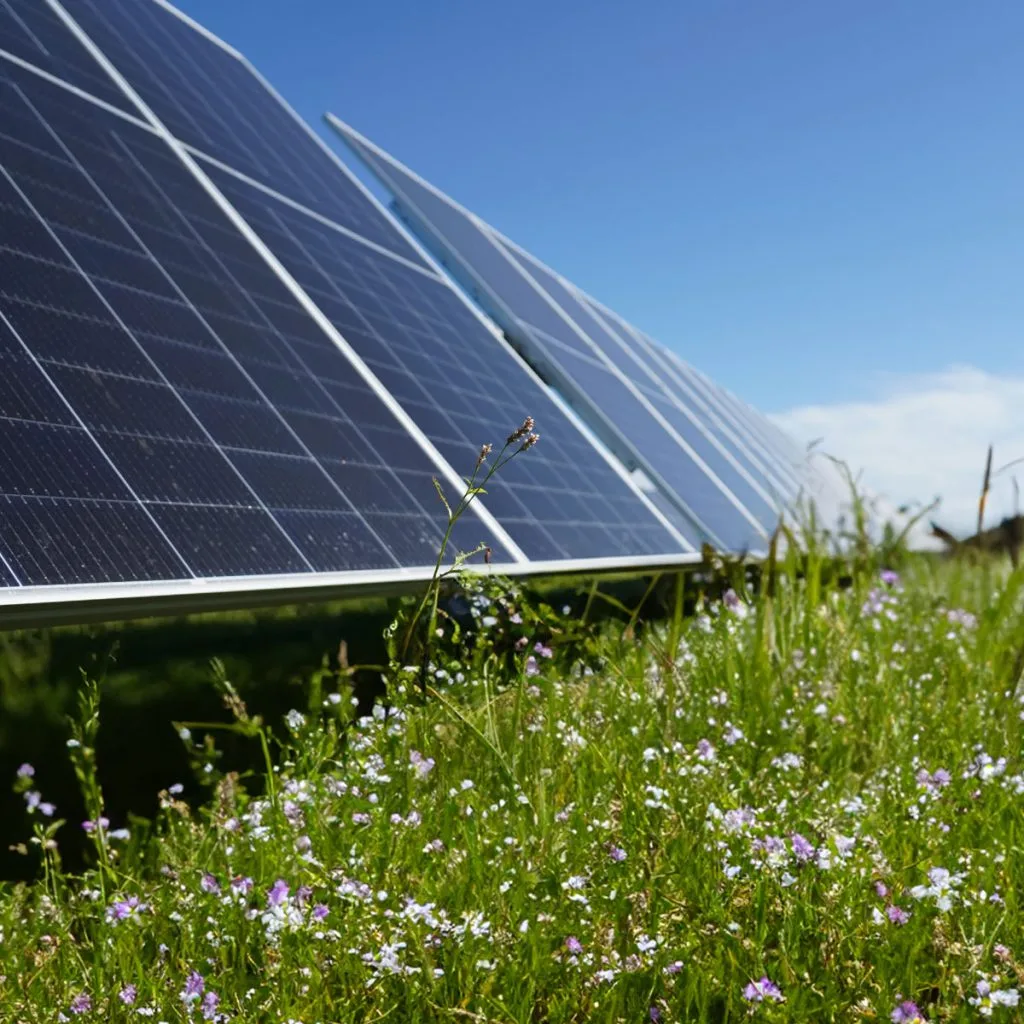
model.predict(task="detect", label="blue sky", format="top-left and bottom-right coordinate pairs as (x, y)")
top-left (175, 0), bottom-right (1024, 527)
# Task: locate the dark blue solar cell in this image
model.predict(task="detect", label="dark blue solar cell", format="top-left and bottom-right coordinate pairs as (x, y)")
top-left (334, 123), bottom-right (767, 552)
top-left (541, 341), bottom-right (760, 551)
top-left (0, 0), bottom-right (133, 113)
top-left (200, 161), bottom-right (689, 561)
top-left (56, 0), bottom-right (426, 262)
top-left (505, 246), bottom-right (786, 529)
top-left (0, 494), bottom-right (187, 584)
top-left (0, 60), bottom-right (513, 588)
top-left (147, 504), bottom-right (310, 578)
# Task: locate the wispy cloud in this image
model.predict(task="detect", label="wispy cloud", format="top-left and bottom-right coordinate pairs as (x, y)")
top-left (770, 365), bottom-right (1024, 537)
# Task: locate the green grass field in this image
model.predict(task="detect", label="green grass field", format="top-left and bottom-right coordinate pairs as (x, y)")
top-left (2, 548), bottom-right (1023, 1022)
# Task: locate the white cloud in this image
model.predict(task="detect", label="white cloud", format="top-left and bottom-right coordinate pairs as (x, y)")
top-left (770, 365), bottom-right (1024, 539)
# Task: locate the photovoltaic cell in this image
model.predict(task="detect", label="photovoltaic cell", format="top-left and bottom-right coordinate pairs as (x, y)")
top-left (498, 244), bottom-right (790, 523)
top-left (56, 0), bottom-right (425, 263)
top-left (331, 121), bottom-right (768, 551)
top-left (199, 161), bottom-right (692, 561)
top-left (0, 0), bottom-right (132, 112)
top-left (0, 59), bottom-right (512, 584)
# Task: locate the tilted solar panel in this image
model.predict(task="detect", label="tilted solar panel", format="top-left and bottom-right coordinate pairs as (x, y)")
top-left (328, 117), bottom-right (785, 554)
top-left (0, 0), bottom-right (696, 615)
top-left (0, 61), bottom-right (514, 584)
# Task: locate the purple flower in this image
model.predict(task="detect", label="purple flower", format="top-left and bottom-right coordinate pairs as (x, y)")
top-left (886, 904), bottom-right (910, 925)
top-left (743, 976), bottom-right (783, 1003)
top-left (880, 569), bottom-right (900, 587)
top-left (696, 738), bottom-right (716, 762)
top-left (230, 875), bottom-right (253, 895)
top-left (16, 763), bottom-right (34, 779)
top-left (875, 880), bottom-right (890, 898)
top-left (82, 817), bottom-right (110, 833)
top-left (607, 845), bottom-right (627, 862)
top-left (267, 879), bottom-right (290, 907)
top-left (525, 656), bottom-right (540, 677)
top-left (312, 903), bottom-right (329, 922)
top-left (180, 971), bottom-right (205, 1004)
top-left (649, 1007), bottom-right (662, 1023)
top-left (200, 873), bottom-right (220, 894)
top-left (25, 791), bottom-right (55, 816)
top-left (565, 936), bottom-right (583, 955)
top-left (723, 588), bottom-right (741, 610)
top-left (790, 833), bottom-right (815, 862)
top-left (106, 895), bottom-right (146, 923)
top-left (410, 750), bottom-right (435, 779)
top-left (534, 642), bottom-right (553, 659)
top-left (201, 991), bottom-right (220, 1021)
top-left (891, 1000), bottom-right (925, 1023)
top-left (69, 993), bottom-right (92, 1014)
top-left (118, 984), bottom-right (137, 1005)
top-left (295, 885), bottom-right (313, 906)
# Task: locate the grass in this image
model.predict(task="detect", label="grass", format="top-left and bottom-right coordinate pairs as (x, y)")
top-left (1, 548), bottom-right (1022, 1022)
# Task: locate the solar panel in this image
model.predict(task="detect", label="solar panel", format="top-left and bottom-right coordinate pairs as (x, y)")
top-left (0, 61), bottom-right (512, 584)
top-left (0, 0), bottom-right (695, 613)
top-left (329, 117), bottom-right (782, 554)
top-left (571, 299), bottom-right (805, 503)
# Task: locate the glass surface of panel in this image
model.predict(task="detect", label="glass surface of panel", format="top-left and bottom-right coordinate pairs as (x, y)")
top-left (0, 60), bottom-right (510, 586)
top-left (58, 0), bottom-right (425, 262)
top-left (202, 161), bottom-right (686, 562)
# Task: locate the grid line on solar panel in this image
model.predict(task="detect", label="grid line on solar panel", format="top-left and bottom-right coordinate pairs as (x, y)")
top-left (594, 312), bottom-right (802, 500)
top-left (0, 0), bottom-right (132, 112)
top-left (484, 232), bottom-right (778, 536)
top-left (197, 159), bottom-right (691, 562)
top-left (328, 119), bottom-right (772, 552)
top-left (0, 60), bottom-right (513, 583)
top-left (630, 332), bottom-right (803, 499)
top-left (500, 256), bottom-right (794, 520)
top-left (51, 0), bottom-right (427, 263)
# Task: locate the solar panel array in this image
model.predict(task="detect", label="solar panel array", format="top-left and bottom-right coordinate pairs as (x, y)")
top-left (0, 0), bottom-right (708, 613)
top-left (328, 116), bottom-right (846, 549)
top-left (0, 0), bottom-right (844, 617)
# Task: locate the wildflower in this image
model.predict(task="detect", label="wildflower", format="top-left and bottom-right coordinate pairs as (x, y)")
top-left (565, 936), bottom-right (583, 955)
top-left (607, 844), bottom-right (627, 862)
top-left (696, 738), bottom-right (716, 762)
top-left (507, 416), bottom-right (534, 445)
top-left (200, 873), bottom-right (220, 894)
top-left (69, 993), bottom-right (91, 1014)
top-left (968, 979), bottom-right (1019, 1015)
top-left (118, 985), bottom-right (137, 1004)
top-left (875, 881), bottom-right (890, 898)
top-left (534, 642), bottom-right (553, 658)
top-left (880, 568), bottom-right (900, 587)
top-left (201, 992), bottom-right (220, 1021)
top-left (106, 895), bottom-right (147, 923)
top-left (525, 656), bottom-right (540, 677)
top-left (230, 875), bottom-right (253, 895)
top-left (267, 880), bottom-right (290, 907)
top-left (180, 971), bottom-right (204, 1004)
top-left (16, 763), bottom-right (34, 778)
top-left (790, 833), bottom-right (815, 862)
top-left (81, 817), bottom-right (110, 833)
top-left (723, 589), bottom-right (748, 618)
top-left (886, 905), bottom-right (910, 925)
top-left (312, 903), bottom-right (329, 922)
top-left (285, 709), bottom-right (306, 731)
top-left (743, 976), bottom-right (783, 1003)
top-left (891, 1000), bottom-right (925, 1022)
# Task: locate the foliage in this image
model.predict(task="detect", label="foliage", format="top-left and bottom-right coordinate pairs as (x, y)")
top-left (1, 551), bottom-right (1023, 1022)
